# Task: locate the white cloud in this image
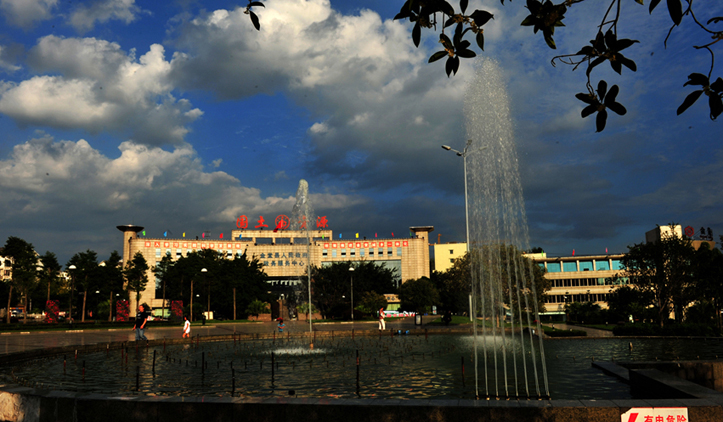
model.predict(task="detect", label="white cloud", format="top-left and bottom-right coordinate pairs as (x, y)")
top-left (0, 45), bottom-right (21, 72)
top-left (0, 36), bottom-right (200, 146)
top-left (0, 0), bottom-right (57, 29)
top-left (69, 0), bottom-right (143, 33)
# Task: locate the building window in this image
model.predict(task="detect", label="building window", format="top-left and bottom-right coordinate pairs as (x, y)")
top-left (579, 261), bottom-right (593, 271)
top-left (341, 249), bottom-right (346, 257)
top-left (360, 249), bottom-right (365, 257)
top-left (332, 250), bottom-right (337, 258)
top-left (595, 260), bottom-right (610, 271)
top-left (227, 250), bottom-right (233, 259)
top-left (322, 249), bottom-right (328, 257)
top-left (378, 248), bottom-right (384, 255)
top-left (155, 248), bottom-right (161, 258)
top-left (397, 248), bottom-right (402, 256)
top-left (369, 249), bottom-right (374, 256)
top-left (387, 248), bottom-right (393, 256)
top-left (350, 249), bottom-right (356, 257)
top-left (176, 249), bottom-right (182, 258)
top-left (449, 249), bottom-right (454, 254)
top-left (563, 262), bottom-right (577, 272)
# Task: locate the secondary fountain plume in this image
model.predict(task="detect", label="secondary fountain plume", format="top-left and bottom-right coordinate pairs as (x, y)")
top-left (290, 179), bottom-right (316, 344)
top-left (463, 58), bottom-right (550, 400)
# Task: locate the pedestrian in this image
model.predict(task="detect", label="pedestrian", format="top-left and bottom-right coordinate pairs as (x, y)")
top-left (132, 304), bottom-right (149, 341)
top-left (182, 316), bottom-right (191, 338)
top-left (378, 307), bottom-right (386, 330)
top-left (277, 318), bottom-right (285, 333)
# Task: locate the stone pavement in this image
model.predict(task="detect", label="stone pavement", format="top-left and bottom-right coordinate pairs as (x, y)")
top-left (0, 316), bottom-right (439, 356)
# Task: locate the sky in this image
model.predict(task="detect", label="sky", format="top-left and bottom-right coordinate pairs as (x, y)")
top-left (0, 0), bottom-right (721, 266)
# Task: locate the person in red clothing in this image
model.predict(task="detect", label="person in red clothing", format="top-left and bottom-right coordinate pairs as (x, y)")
top-left (378, 307), bottom-right (386, 330)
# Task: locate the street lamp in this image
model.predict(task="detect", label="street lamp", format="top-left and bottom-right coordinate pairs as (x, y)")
top-left (202, 268), bottom-right (208, 321)
top-left (349, 265), bottom-right (355, 321)
top-left (441, 140), bottom-right (476, 321)
top-left (68, 265), bottom-right (76, 326)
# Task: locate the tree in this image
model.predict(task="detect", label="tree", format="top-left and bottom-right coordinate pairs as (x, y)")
top-left (690, 242), bottom-right (723, 330)
top-left (2, 237), bottom-right (38, 323)
top-left (245, 299), bottom-right (269, 320)
top-left (606, 284), bottom-right (653, 323)
top-left (100, 251), bottom-right (126, 321)
top-left (433, 254), bottom-right (472, 314)
top-left (357, 291), bottom-right (388, 317)
top-left (67, 250), bottom-right (100, 322)
top-left (399, 277), bottom-right (440, 313)
top-left (37, 251), bottom-right (61, 303)
top-left (311, 261), bottom-right (397, 319)
top-left (153, 253), bottom-right (174, 319)
top-left (124, 251), bottom-right (149, 306)
top-left (621, 226), bottom-right (695, 327)
top-left (394, 0), bottom-right (722, 131)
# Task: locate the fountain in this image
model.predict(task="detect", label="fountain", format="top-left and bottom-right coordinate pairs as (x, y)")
top-left (290, 179), bottom-right (315, 341)
top-left (463, 58), bottom-right (549, 400)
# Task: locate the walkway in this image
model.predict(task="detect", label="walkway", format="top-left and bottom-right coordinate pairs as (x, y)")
top-left (548, 323), bottom-right (615, 338)
top-left (0, 316), bottom-right (440, 356)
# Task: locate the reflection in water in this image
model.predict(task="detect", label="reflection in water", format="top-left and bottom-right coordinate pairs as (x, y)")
top-left (4, 335), bottom-right (722, 400)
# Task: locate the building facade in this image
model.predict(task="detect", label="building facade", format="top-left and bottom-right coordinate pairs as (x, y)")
top-left (432, 242), bottom-right (467, 273)
top-left (530, 253), bottom-right (628, 317)
top-left (119, 224), bottom-right (433, 314)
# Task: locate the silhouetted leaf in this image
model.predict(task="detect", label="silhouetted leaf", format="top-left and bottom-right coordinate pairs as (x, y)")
top-left (709, 94), bottom-right (723, 119)
top-left (684, 73), bottom-right (709, 87)
top-left (596, 108), bottom-right (608, 132)
top-left (471, 10), bottom-right (493, 26)
top-left (412, 23), bottom-right (421, 47)
top-left (607, 101), bottom-right (627, 116)
top-left (446, 56), bottom-right (460, 77)
top-left (248, 2), bottom-right (265, 7)
top-left (581, 104), bottom-right (598, 118)
top-left (457, 48), bottom-right (476, 58)
top-left (676, 90), bottom-right (703, 115)
top-left (597, 80), bottom-right (608, 99)
top-left (476, 32), bottom-right (485, 50)
top-left (710, 77), bottom-right (723, 92)
top-left (429, 51), bottom-right (448, 63)
top-left (649, 0), bottom-right (662, 13)
top-left (667, 0), bottom-right (683, 25)
top-left (619, 56), bottom-right (637, 72)
top-left (250, 11), bottom-right (260, 30)
top-left (575, 93), bottom-right (597, 105)
top-left (544, 32), bottom-right (556, 49)
top-left (461, 0), bottom-right (469, 14)
top-left (707, 17), bottom-right (723, 24)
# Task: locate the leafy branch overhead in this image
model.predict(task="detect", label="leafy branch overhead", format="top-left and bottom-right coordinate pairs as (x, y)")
top-left (393, 0), bottom-right (722, 132)
top-left (244, 0), bottom-right (265, 31)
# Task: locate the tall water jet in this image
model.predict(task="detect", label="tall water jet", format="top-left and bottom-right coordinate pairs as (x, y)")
top-left (463, 58), bottom-right (550, 399)
top-left (290, 179), bottom-right (316, 340)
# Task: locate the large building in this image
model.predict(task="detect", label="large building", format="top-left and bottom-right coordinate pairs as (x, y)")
top-left (119, 224), bottom-right (433, 314)
top-left (530, 253), bottom-right (628, 318)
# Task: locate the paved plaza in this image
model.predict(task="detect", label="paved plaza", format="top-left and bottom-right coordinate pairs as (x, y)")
top-left (0, 317), bottom-right (439, 356)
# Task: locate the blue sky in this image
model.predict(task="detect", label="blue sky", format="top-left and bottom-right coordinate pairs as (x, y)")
top-left (0, 0), bottom-right (721, 265)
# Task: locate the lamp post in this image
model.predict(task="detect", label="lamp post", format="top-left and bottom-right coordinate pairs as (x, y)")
top-left (68, 265), bottom-right (76, 327)
top-left (441, 140), bottom-right (477, 321)
top-left (349, 265), bottom-right (354, 321)
top-left (202, 268), bottom-right (208, 321)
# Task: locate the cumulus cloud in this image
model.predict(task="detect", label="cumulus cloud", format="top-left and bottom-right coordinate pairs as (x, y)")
top-left (0, 0), bottom-right (57, 29)
top-left (0, 135), bottom-right (366, 260)
top-left (0, 36), bottom-right (201, 146)
top-left (69, 0), bottom-right (143, 33)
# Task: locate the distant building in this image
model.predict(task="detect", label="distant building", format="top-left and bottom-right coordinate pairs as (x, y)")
top-left (119, 224), bottom-right (433, 315)
top-left (432, 242), bottom-right (467, 272)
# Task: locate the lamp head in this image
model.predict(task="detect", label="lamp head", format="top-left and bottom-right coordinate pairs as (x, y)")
top-left (441, 145), bottom-right (451, 150)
